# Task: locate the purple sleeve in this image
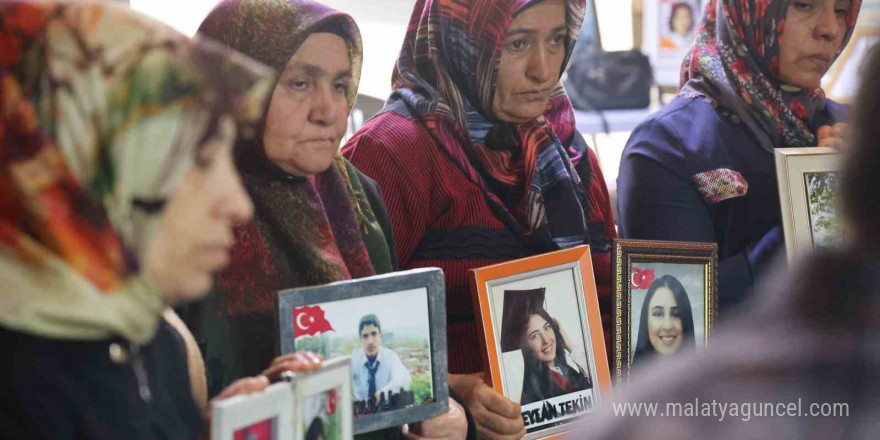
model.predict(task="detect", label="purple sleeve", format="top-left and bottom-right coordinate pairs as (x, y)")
top-left (617, 121), bottom-right (756, 305)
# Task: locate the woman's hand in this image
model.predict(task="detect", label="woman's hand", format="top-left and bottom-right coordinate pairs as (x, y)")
top-left (817, 123), bottom-right (847, 150)
top-left (213, 375), bottom-right (270, 402)
top-left (449, 373), bottom-right (525, 440)
top-left (261, 351), bottom-right (323, 382)
top-left (403, 397), bottom-right (468, 440)
top-left (554, 318), bottom-right (573, 352)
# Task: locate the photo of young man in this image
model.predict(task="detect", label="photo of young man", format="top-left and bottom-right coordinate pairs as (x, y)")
top-left (350, 314), bottom-right (412, 407)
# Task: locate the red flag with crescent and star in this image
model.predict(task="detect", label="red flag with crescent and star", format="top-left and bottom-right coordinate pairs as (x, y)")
top-left (631, 267), bottom-right (655, 290)
top-left (233, 418), bottom-right (274, 440)
top-left (326, 389), bottom-right (338, 416)
top-left (294, 305), bottom-right (334, 337)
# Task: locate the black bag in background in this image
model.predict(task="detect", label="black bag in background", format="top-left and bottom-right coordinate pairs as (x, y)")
top-left (564, 49), bottom-right (654, 111)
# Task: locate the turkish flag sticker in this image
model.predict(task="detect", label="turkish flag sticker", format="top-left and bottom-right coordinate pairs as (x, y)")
top-left (631, 267), bottom-right (655, 290)
top-left (294, 305), bottom-right (334, 337)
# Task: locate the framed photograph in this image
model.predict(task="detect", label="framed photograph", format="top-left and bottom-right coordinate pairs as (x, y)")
top-left (470, 245), bottom-right (612, 440)
top-left (775, 147), bottom-right (843, 261)
top-left (824, 26), bottom-right (879, 103)
top-left (612, 239), bottom-right (717, 384)
top-left (211, 382), bottom-right (294, 440)
top-left (276, 268), bottom-right (448, 435)
top-left (289, 356), bottom-right (353, 440)
top-left (643, 0), bottom-right (704, 86)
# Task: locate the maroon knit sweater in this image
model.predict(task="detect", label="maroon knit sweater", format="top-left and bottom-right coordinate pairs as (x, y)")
top-left (343, 111), bottom-right (616, 374)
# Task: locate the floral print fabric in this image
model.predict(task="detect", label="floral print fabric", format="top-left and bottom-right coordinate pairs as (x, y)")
top-left (680, 0), bottom-right (862, 150)
top-left (0, 1), bottom-right (274, 343)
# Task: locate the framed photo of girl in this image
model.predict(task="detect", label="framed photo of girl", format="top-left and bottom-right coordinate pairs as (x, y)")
top-left (275, 268), bottom-right (448, 435)
top-left (287, 356), bottom-right (354, 440)
top-left (643, 0), bottom-right (704, 86)
top-left (775, 147), bottom-right (843, 262)
top-left (470, 245), bottom-right (611, 440)
top-left (612, 239), bottom-right (718, 384)
top-left (211, 381), bottom-right (294, 440)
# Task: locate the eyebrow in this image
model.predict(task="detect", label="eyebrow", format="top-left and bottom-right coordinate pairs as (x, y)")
top-left (505, 25), bottom-right (567, 39)
top-left (285, 62), bottom-right (352, 81)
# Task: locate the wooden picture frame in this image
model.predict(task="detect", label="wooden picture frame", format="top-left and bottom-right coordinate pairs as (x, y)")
top-left (470, 245), bottom-right (611, 440)
top-left (276, 268), bottom-right (448, 435)
top-left (211, 382), bottom-right (294, 440)
top-left (612, 239), bottom-right (718, 385)
top-left (289, 356), bottom-right (354, 440)
top-left (775, 147), bottom-right (843, 261)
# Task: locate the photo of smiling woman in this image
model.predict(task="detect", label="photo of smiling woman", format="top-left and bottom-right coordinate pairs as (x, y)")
top-left (500, 289), bottom-right (592, 406)
top-left (632, 275), bottom-right (696, 366)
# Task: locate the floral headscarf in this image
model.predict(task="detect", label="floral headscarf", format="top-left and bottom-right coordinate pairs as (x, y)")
top-left (681, 0), bottom-right (862, 150)
top-left (386, 0), bottom-right (593, 249)
top-left (0, 1), bottom-right (274, 343)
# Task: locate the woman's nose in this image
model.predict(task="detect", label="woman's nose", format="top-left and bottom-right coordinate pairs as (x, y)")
top-left (814, 5), bottom-right (842, 42)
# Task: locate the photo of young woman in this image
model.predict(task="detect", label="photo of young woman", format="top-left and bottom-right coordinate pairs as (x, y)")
top-left (632, 275), bottom-right (696, 366)
top-left (499, 289), bottom-right (593, 405)
top-left (505, 289), bottom-right (592, 405)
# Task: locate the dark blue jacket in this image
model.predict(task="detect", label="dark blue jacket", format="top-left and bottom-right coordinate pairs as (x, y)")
top-left (617, 96), bottom-right (847, 307)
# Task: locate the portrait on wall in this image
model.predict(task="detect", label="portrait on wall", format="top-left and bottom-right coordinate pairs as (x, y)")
top-left (775, 148), bottom-right (843, 261)
top-left (612, 239), bottom-right (717, 383)
top-left (644, 0), bottom-right (703, 85)
top-left (290, 357), bottom-right (353, 440)
top-left (471, 246), bottom-right (611, 440)
top-left (211, 382), bottom-right (294, 440)
top-left (276, 269), bottom-right (448, 434)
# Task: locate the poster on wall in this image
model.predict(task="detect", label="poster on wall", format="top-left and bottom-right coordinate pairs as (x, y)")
top-left (644, 0), bottom-right (704, 86)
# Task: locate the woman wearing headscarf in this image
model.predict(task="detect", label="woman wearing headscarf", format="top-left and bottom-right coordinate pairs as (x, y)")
top-left (579, 44), bottom-right (880, 440)
top-left (0, 1), bottom-right (276, 438)
top-left (342, 0), bottom-right (615, 437)
top-left (617, 0), bottom-right (861, 307)
top-left (191, 1), bottom-right (469, 438)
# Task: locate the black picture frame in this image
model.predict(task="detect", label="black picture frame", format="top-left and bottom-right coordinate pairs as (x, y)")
top-left (276, 268), bottom-right (449, 434)
top-left (612, 239), bottom-right (718, 384)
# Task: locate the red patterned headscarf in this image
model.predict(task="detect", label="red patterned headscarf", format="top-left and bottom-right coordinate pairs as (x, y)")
top-left (0, 1), bottom-right (273, 343)
top-left (680, 0), bottom-right (862, 150)
top-left (386, 0), bottom-right (593, 249)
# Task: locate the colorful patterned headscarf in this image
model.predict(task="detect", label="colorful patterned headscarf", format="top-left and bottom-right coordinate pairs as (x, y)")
top-left (196, 0), bottom-right (392, 382)
top-left (680, 0), bottom-right (862, 150)
top-left (0, 1), bottom-right (274, 343)
top-left (386, 0), bottom-right (592, 249)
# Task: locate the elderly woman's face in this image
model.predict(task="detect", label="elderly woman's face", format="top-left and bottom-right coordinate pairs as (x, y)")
top-left (493, 0), bottom-right (567, 122)
top-left (525, 314), bottom-right (557, 364)
top-left (144, 117), bottom-right (253, 303)
top-left (778, 0), bottom-right (851, 88)
top-left (646, 287), bottom-right (684, 355)
top-left (263, 32), bottom-right (352, 176)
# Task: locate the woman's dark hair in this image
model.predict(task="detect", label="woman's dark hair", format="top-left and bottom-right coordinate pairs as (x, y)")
top-left (841, 44), bottom-right (880, 252)
top-left (669, 2), bottom-right (695, 35)
top-left (305, 417), bottom-right (324, 440)
top-left (519, 307), bottom-right (591, 405)
top-left (632, 275), bottom-right (695, 366)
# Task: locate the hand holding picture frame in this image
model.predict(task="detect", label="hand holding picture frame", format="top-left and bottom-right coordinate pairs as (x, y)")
top-left (612, 239), bottom-right (718, 384)
top-left (470, 245), bottom-right (611, 440)
top-left (211, 381), bottom-right (294, 440)
top-left (775, 147), bottom-right (843, 262)
top-left (276, 268), bottom-right (448, 435)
